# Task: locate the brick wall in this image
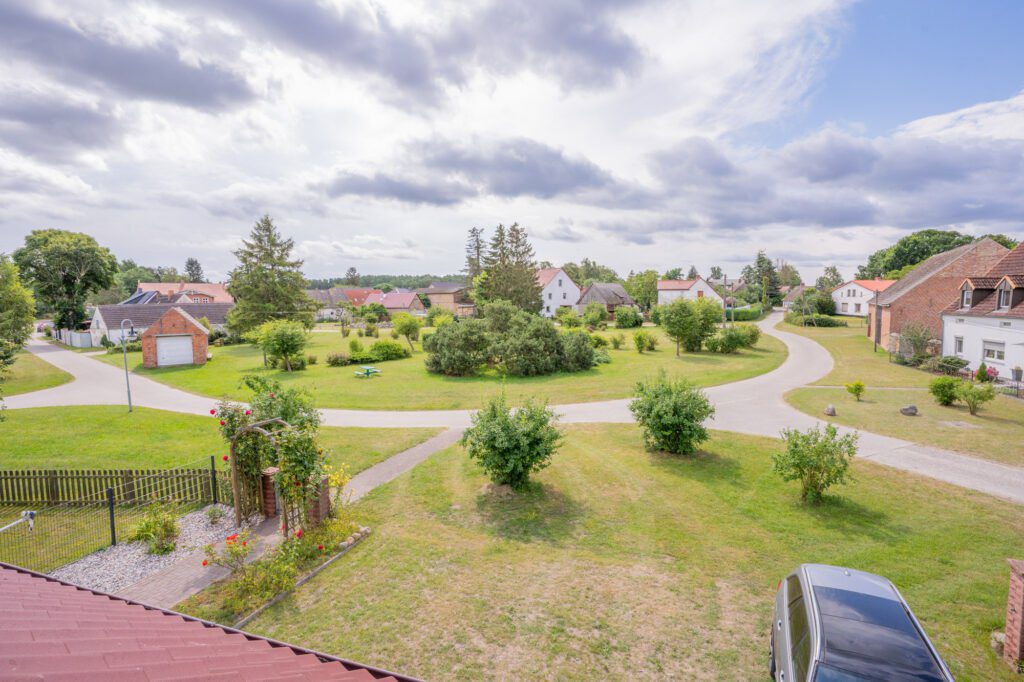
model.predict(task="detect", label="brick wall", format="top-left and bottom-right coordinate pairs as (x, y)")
top-left (139, 308), bottom-right (209, 368)
top-left (261, 467), bottom-right (279, 518)
top-left (1007, 559), bottom-right (1024, 667)
top-left (306, 476), bottom-right (332, 528)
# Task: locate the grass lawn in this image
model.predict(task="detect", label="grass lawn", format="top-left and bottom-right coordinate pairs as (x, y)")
top-left (95, 327), bottom-right (787, 410)
top-left (0, 406), bottom-right (440, 473)
top-left (787, 387), bottom-right (1024, 468)
top-left (781, 317), bottom-right (932, 388)
top-left (234, 424), bottom-right (1022, 681)
top-left (0, 503), bottom-right (123, 574)
top-left (1, 352), bottom-right (73, 396)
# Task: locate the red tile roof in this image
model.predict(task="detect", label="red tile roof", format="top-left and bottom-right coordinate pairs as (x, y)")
top-left (944, 241), bottom-right (1024, 318)
top-left (0, 561), bottom-right (417, 681)
top-left (536, 267), bottom-right (571, 288)
top-left (342, 289), bottom-right (382, 307)
top-left (364, 292), bottom-right (420, 310)
top-left (984, 240), bottom-right (1024, 277)
top-left (849, 279), bottom-right (897, 293)
top-left (657, 279), bottom-right (697, 290)
top-left (135, 282), bottom-right (234, 303)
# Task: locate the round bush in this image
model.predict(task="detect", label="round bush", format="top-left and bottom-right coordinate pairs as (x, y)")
top-left (629, 373), bottom-right (715, 455)
top-left (560, 330), bottom-right (597, 372)
top-left (929, 376), bottom-right (960, 406)
top-left (615, 306), bottom-right (643, 328)
top-left (370, 338), bottom-right (411, 361)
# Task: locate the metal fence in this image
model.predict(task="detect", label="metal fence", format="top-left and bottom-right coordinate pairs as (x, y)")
top-left (0, 457), bottom-right (232, 574)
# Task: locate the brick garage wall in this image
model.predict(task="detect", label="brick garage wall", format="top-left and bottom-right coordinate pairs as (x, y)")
top-left (1006, 559), bottom-right (1024, 667)
top-left (140, 308), bottom-right (209, 368)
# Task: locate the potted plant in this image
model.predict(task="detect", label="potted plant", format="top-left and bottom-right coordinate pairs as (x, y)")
top-left (1012, 366), bottom-right (1022, 382)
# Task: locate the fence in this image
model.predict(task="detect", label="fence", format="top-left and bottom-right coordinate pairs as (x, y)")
top-left (0, 457), bottom-right (233, 574)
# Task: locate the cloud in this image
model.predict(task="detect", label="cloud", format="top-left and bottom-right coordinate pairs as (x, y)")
top-left (297, 235), bottom-right (421, 261)
top-left (0, 1), bottom-right (254, 110)
top-left (0, 88), bottom-right (124, 162)
top-left (322, 171), bottom-right (476, 207)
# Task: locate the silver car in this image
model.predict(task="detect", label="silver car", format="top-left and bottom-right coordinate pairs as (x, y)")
top-left (770, 564), bottom-right (954, 681)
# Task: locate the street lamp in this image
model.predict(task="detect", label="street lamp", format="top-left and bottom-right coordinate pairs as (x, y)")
top-left (120, 318), bottom-right (138, 412)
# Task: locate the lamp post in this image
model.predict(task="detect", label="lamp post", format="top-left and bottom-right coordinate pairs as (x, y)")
top-left (120, 318), bottom-right (137, 412)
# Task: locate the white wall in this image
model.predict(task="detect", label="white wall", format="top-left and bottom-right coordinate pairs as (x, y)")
top-left (832, 283), bottom-right (875, 317)
top-left (540, 270), bottom-right (581, 317)
top-left (657, 278), bottom-right (724, 307)
top-left (941, 314), bottom-right (1024, 372)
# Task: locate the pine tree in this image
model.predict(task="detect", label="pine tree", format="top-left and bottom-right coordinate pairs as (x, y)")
top-left (741, 250), bottom-right (781, 306)
top-left (686, 265), bottom-right (699, 280)
top-left (184, 258), bottom-right (205, 283)
top-left (474, 223), bottom-right (542, 312)
top-left (464, 227), bottom-right (485, 280)
top-left (226, 215), bottom-right (314, 334)
top-left (344, 267), bottom-right (360, 285)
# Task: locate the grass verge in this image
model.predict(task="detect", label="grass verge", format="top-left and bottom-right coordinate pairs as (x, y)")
top-left (1, 352), bottom-right (73, 397)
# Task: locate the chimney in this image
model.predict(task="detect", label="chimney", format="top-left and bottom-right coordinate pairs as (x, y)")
top-left (1005, 559), bottom-right (1024, 668)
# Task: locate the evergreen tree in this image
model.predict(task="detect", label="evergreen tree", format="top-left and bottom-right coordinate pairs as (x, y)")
top-left (686, 265), bottom-right (699, 280)
top-left (663, 267), bottom-right (682, 280)
top-left (741, 250), bottom-right (781, 306)
top-left (226, 215), bottom-right (315, 334)
top-left (344, 267), bottom-right (360, 285)
top-left (464, 226), bottom-right (485, 280)
top-left (815, 266), bottom-right (844, 291)
top-left (184, 258), bottom-right (205, 283)
top-left (778, 263), bottom-right (802, 287)
top-left (709, 265), bottom-right (724, 280)
top-left (474, 223), bottom-right (542, 312)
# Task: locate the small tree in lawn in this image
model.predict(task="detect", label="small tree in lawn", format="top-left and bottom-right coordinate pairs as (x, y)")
top-left (461, 394), bottom-right (562, 491)
top-left (255, 320), bottom-right (308, 371)
top-left (773, 424), bottom-right (858, 503)
top-left (629, 372), bottom-right (715, 455)
top-left (955, 381), bottom-right (995, 416)
top-left (391, 312), bottom-right (422, 351)
top-left (844, 380), bottom-right (865, 402)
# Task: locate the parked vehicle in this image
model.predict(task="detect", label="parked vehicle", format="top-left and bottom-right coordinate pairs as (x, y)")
top-left (770, 564), bottom-right (953, 681)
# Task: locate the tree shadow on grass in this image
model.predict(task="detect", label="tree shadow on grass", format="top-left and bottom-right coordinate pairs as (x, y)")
top-left (801, 495), bottom-right (906, 542)
top-left (645, 448), bottom-right (743, 487)
top-left (474, 481), bottom-right (586, 544)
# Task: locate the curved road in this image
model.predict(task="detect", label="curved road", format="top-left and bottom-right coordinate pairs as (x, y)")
top-left (8, 313), bottom-right (1024, 505)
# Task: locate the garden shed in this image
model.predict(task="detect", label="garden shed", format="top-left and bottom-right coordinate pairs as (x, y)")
top-left (140, 306), bottom-right (209, 368)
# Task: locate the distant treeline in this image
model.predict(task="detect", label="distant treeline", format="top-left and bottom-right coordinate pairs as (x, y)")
top-left (306, 274), bottom-right (466, 290)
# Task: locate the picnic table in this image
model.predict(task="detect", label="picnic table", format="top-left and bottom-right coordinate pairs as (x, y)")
top-left (354, 365), bottom-right (382, 378)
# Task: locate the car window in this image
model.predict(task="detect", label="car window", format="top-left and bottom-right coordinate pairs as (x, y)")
top-left (789, 596), bottom-right (812, 679)
top-left (787, 575), bottom-right (803, 605)
top-left (813, 663), bottom-right (873, 681)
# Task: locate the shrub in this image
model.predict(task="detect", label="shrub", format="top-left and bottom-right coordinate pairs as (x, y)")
top-left (203, 530), bottom-right (254, 575)
top-left (560, 330), bottom-right (597, 372)
top-left (392, 312), bottom-right (423, 351)
top-left (735, 323), bottom-right (761, 347)
top-left (610, 333), bottom-right (625, 350)
top-left (364, 323), bottom-right (379, 338)
top-left (929, 376), bottom-right (960, 406)
top-left (582, 302), bottom-right (609, 327)
top-left (594, 349), bottom-right (611, 364)
top-left (629, 372), bottom-right (715, 455)
top-left (650, 305), bottom-right (662, 326)
top-left (646, 334), bottom-right (659, 351)
top-left (784, 313), bottom-right (847, 327)
top-left (633, 329), bottom-right (653, 353)
top-left (348, 339), bottom-right (363, 353)
top-left (955, 381), bottom-right (996, 415)
top-left (326, 352), bottom-right (350, 367)
top-left (614, 306), bottom-right (643, 328)
top-left (99, 334), bottom-right (112, 348)
top-left (254, 320), bottom-right (308, 371)
top-left (370, 338), bottom-right (411, 361)
top-left (728, 302), bottom-right (764, 321)
top-left (844, 380), bottom-right (865, 401)
top-left (928, 355), bottom-right (969, 375)
top-left (460, 394), bottom-right (562, 490)
top-left (555, 307), bottom-right (582, 328)
top-left (107, 341), bottom-right (142, 354)
top-left (976, 362), bottom-right (989, 382)
top-left (205, 506), bottom-right (226, 525)
top-left (662, 298), bottom-right (721, 353)
top-left (423, 318), bottom-right (491, 376)
top-left (349, 350), bottom-right (379, 364)
top-left (306, 354), bottom-right (317, 365)
top-left (899, 322), bottom-right (932, 359)
top-left (773, 424), bottom-right (858, 503)
top-left (590, 334), bottom-right (609, 349)
top-left (492, 314), bottom-right (564, 376)
top-left (356, 329), bottom-right (364, 337)
top-left (706, 327), bottom-right (746, 353)
top-left (132, 502), bottom-right (180, 555)
top-left (426, 306), bottom-right (454, 327)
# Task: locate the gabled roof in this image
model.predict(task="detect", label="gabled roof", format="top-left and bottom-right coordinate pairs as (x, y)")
top-left (834, 279), bottom-right (897, 294)
top-left (96, 303), bottom-right (234, 329)
top-left (782, 285), bottom-right (806, 303)
top-left (0, 561), bottom-right (415, 681)
top-left (365, 291), bottom-right (419, 309)
top-left (417, 282), bottom-right (468, 295)
top-left (340, 288), bottom-right (381, 307)
top-left (944, 240), bottom-right (1024, 318)
top-left (984, 239), bottom-right (1024, 277)
top-left (657, 278), bottom-right (697, 291)
top-left (536, 267), bottom-right (574, 288)
top-left (139, 307), bottom-right (209, 338)
top-left (305, 288), bottom-right (350, 307)
top-left (875, 239), bottom-right (1009, 306)
top-left (578, 282), bottom-right (635, 307)
top-left (962, 276), bottom-right (1002, 289)
top-left (134, 282), bottom-right (233, 303)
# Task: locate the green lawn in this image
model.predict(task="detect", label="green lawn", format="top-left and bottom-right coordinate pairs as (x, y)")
top-left (1, 352), bottom-right (73, 396)
top-left (0, 406), bottom-right (440, 473)
top-left (787, 387), bottom-right (1024, 468)
top-left (95, 327), bottom-right (787, 410)
top-left (781, 317), bottom-right (932, 388)
top-left (234, 424), bottom-right (1021, 681)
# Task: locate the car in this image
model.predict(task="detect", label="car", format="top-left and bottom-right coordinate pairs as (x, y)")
top-left (770, 564), bottom-right (954, 681)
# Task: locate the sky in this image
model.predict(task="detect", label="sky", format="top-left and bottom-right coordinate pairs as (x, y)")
top-left (1, 0), bottom-right (1023, 284)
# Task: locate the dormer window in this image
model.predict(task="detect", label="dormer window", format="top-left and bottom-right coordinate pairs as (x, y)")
top-left (998, 282), bottom-right (1012, 310)
top-left (961, 287), bottom-right (972, 309)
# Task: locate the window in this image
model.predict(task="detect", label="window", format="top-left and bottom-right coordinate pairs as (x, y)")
top-left (548, 293), bottom-right (552, 300)
top-left (562, 292), bottom-right (567, 299)
top-left (545, 305), bottom-right (550, 313)
top-left (961, 288), bottom-right (972, 308)
top-left (558, 279), bottom-right (562, 286)
top-left (697, 290), bottom-right (704, 298)
top-left (954, 337), bottom-right (964, 355)
top-left (998, 285), bottom-right (1012, 310)
top-left (983, 341), bottom-right (1006, 362)
top-left (841, 302), bottom-right (848, 312)
top-left (854, 303), bottom-right (861, 313)
top-left (787, 576), bottom-right (811, 680)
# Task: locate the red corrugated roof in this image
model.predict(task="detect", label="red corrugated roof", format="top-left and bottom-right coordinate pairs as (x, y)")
top-left (0, 561), bottom-right (417, 681)
top-left (343, 289), bottom-right (382, 307)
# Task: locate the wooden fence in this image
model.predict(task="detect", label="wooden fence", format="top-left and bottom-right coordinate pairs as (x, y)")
top-left (0, 468), bottom-right (233, 506)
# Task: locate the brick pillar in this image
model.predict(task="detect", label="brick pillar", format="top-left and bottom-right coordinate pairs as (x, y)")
top-left (306, 476), bottom-right (331, 528)
top-left (1006, 559), bottom-right (1024, 668)
top-left (261, 467), bottom-right (279, 518)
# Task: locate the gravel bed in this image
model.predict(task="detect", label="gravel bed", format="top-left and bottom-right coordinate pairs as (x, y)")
top-left (51, 504), bottom-right (248, 594)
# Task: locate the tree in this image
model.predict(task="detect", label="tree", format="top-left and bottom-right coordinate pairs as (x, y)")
top-left (423, 318), bottom-right (491, 375)
top-left (614, 306), bottom-right (643, 328)
top-left (979, 233), bottom-right (1019, 249)
top-left (856, 229), bottom-right (973, 279)
top-left (929, 376), bottom-right (960, 406)
top-left (254, 320), bottom-right (308, 371)
top-left (709, 266), bottom-right (724, 280)
top-left (815, 265), bottom-right (843, 291)
top-left (629, 372), bottom-right (715, 455)
top-left (663, 267), bottom-right (683, 280)
top-left (955, 381), bottom-right (996, 416)
top-left (226, 215), bottom-right (315, 335)
top-left (154, 266), bottom-right (184, 282)
top-left (773, 424), bottom-right (858, 503)
top-left (624, 269), bottom-right (659, 310)
top-left (0, 254), bottom-right (35, 372)
top-left (14, 229), bottom-right (116, 329)
top-left (582, 301), bottom-right (608, 327)
top-left (844, 380), bottom-right (865, 402)
top-left (184, 258), bottom-right (205, 283)
top-left (465, 226), bottom-right (485, 280)
top-left (741, 250), bottom-right (781, 307)
top-left (391, 312), bottom-right (422, 351)
top-left (344, 267), bottom-right (360, 285)
top-left (473, 223), bottom-right (542, 312)
top-left (778, 263), bottom-right (802, 287)
top-left (686, 265), bottom-right (699, 280)
top-left (662, 298), bottom-right (721, 354)
top-left (461, 393), bottom-right (562, 491)
top-left (562, 258), bottom-right (618, 286)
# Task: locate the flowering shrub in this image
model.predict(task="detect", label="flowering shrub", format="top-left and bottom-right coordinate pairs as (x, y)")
top-left (203, 530), bottom-right (254, 575)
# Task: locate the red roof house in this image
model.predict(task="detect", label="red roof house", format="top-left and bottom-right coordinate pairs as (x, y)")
top-left (364, 291), bottom-right (425, 316)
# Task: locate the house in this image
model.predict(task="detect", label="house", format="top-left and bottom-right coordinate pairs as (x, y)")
top-left (127, 282), bottom-right (233, 304)
top-left (416, 282), bottom-right (475, 317)
top-left (537, 267), bottom-right (581, 317)
top-left (90, 302), bottom-right (233, 345)
top-left (140, 307), bottom-right (210, 368)
top-left (365, 291), bottom-right (426, 317)
top-left (339, 288), bottom-right (381, 307)
top-left (575, 282), bottom-right (636, 315)
top-left (782, 284), bottom-right (807, 310)
top-left (656, 277), bottom-right (725, 307)
top-left (867, 238), bottom-right (1008, 345)
top-left (305, 287), bottom-right (351, 321)
top-left (707, 276), bottom-right (745, 293)
top-left (831, 279), bottom-right (896, 317)
top-left (0, 561), bottom-right (416, 681)
top-left (940, 241), bottom-right (1024, 373)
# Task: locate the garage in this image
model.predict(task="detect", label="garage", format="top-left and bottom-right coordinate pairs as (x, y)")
top-left (155, 335), bottom-right (195, 366)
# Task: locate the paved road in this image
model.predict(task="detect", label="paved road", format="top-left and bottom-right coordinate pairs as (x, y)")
top-left (9, 316), bottom-right (1024, 505)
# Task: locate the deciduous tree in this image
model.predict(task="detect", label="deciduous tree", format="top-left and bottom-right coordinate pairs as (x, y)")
top-left (184, 258), bottom-right (205, 283)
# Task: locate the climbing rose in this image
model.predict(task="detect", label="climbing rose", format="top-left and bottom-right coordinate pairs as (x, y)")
top-left (202, 559), bottom-right (208, 566)
top-left (219, 420), bottom-right (225, 426)
top-left (244, 409), bottom-right (251, 415)
top-left (210, 409), bottom-right (216, 415)
top-left (294, 529), bottom-right (303, 538)
top-left (222, 455), bottom-right (228, 462)
top-left (317, 544), bottom-right (324, 551)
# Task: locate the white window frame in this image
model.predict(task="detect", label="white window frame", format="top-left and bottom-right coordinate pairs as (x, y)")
top-left (954, 337), bottom-right (964, 355)
top-left (961, 288), bottom-right (972, 309)
top-left (841, 302), bottom-right (848, 312)
top-left (998, 285), bottom-right (1011, 310)
top-left (983, 340), bottom-right (1005, 363)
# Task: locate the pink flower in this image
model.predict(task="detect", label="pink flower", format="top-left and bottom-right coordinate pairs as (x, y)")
top-left (210, 409), bottom-right (216, 415)
top-left (244, 409), bottom-right (251, 415)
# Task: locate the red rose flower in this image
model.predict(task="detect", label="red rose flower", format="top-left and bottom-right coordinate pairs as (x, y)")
top-left (317, 544), bottom-right (324, 551)
top-left (244, 409), bottom-right (251, 415)
top-left (219, 420), bottom-right (226, 426)
top-left (294, 529), bottom-right (303, 538)
top-left (202, 559), bottom-right (208, 566)
top-left (242, 540), bottom-right (247, 546)
top-left (222, 455), bottom-right (229, 462)
top-left (210, 409), bottom-right (216, 415)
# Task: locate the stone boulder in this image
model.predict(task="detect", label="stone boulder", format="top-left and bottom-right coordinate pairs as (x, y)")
top-left (900, 405), bottom-right (918, 416)
top-left (824, 404), bottom-right (836, 416)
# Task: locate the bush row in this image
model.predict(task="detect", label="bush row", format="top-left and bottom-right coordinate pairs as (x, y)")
top-left (705, 323), bottom-right (761, 353)
top-left (784, 312), bottom-right (848, 327)
top-left (324, 339), bottom-right (411, 367)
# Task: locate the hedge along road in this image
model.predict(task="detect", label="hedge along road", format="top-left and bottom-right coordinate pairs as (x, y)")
top-left (8, 313), bottom-right (1024, 505)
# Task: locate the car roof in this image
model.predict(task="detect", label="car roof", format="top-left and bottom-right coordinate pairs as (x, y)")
top-left (799, 565), bottom-right (948, 681)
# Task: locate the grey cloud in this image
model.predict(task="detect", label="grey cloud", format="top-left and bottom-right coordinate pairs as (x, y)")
top-left (0, 2), bottom-right (254, 110)
top-left (0, 90), bottom-right (123, 161)
top-left (323, 172), bottom-right (476, 206)
top-left (779, 130), bottom-right (879, 182)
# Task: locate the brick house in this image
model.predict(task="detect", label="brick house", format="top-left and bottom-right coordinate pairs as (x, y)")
top-left (416, 282), bottom-right (475, 317)
top-left (140, 307), bottom-right (210, 368)
top-left (91, 302), bottom-right (233, 345)
top-left (127, 282), bottom-right (234, 304)
top-left (866, 238), bottom-right (1008, 346)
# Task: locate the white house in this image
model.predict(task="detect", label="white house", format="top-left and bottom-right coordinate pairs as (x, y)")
top-left (940, 243), bottom-right (1024, 375)
top-left (831, 279), bottom-right (896, 317)
top-left (536, 267), bottom-right (581, 317)
top-left (656, 277), bottom-right (725, 307)
top-left (91, 303), bottom-right (233, 345)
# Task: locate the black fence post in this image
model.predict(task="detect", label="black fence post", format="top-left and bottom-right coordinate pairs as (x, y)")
top-left (210, 455), bottom-right (218, 505)
top-left (106, 487), bottom-right (117, 546)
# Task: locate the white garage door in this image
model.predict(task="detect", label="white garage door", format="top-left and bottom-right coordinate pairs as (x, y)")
top-left (156, 335), bottom-right (194, 366)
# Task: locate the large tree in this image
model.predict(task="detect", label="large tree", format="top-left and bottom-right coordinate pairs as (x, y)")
top-left (815, 265), bottom-right (844, 291)
top-left (856, 229), bottom-right (973, 279)
top-left (709, 265), bottom-right (724, 280)
top-left (778, 263), bottom-right (802, 287)
top-left (561, 258), bottom-right (618, 286)
top-left (465, 226), bottom-right (485, 280)
top-left (184, 258), bottom-right (205, 283)
top-left (663, 267), bottom-right (683, 280)
top-left (226, 215), bottom-right (314, 334)
top-left (14, 229), bottom-right (116, 329)
top-left (686, 265), bottom-right (699, 280)
top-left (0, 254), bottom-right (35, 371)
top-left (741, 250), bottom-right (781, 306)
top-left (624, 269), bottom-right (659, 310)
top-left (344, 267), bottom-right (360, 285)
top-left (473, 223), bottom-right (542, 312)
